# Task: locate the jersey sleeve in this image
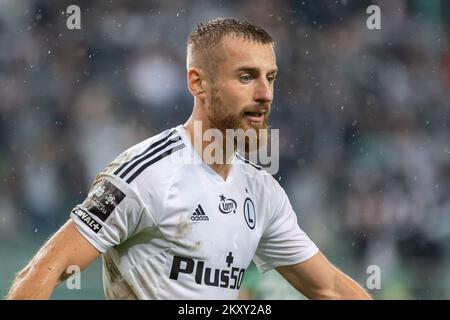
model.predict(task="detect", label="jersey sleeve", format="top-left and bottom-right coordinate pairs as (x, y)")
top-left (254, 177), bottom-right (319, 272)
top-left (70, 169), bottom-right (156, 253)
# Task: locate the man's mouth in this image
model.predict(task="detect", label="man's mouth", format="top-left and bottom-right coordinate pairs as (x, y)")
top-left (243, 111), bottom-right (265, 123)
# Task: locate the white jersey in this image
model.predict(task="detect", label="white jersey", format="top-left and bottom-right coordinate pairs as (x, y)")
top-left (70, 125), bottom-right (318, 300)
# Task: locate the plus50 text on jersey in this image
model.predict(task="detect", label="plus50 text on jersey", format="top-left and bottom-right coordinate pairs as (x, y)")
top-left (169, 256), bottom-right (245, 290)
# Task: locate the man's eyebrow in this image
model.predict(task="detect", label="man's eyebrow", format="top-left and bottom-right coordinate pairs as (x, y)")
top-left (234, 66), bottom-right (278, 75)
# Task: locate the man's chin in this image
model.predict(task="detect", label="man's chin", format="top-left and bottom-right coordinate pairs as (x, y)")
top-left (241, 118), bottom-right (268, 131)
top-left (233, 122), bottom-right (269, 153)
top-left (242, 124), bottom-right (268, 134)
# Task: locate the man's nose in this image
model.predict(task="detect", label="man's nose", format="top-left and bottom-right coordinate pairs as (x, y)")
top-left (254, 78), bottom-right (273, 103)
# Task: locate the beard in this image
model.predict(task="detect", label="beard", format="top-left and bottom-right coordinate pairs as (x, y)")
top-left (207, 86), bottom-right (270, 154)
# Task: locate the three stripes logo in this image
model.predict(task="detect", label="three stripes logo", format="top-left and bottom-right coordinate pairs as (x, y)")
top-left (113, 129), bottom-right (185, 184)
top-left (191, 204), bottom-right (209, 222)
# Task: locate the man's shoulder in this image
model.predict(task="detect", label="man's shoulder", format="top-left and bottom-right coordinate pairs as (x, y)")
top-left (235, 153), bottom-right (274, 182)
top-left (106, 126), bottom-right (185, 186)
top-left (235, 152), bottom-right (288, 193)
top-left (128, 127), bottom-right (180, 157)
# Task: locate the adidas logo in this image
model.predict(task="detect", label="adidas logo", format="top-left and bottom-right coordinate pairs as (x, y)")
top-left (191, 204), bottom-right (209, 221)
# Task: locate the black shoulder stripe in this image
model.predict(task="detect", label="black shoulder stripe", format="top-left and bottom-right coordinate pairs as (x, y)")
top-left (119, 135), bottom-right (181, 180)
top-left (126, 143), bottom-right (185, 184)
top-left (236, 153), bottom-right (261, 170)
top-left (113, 129), bottom-right (176, 176)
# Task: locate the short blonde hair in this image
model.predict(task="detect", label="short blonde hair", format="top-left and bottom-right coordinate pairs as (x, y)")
top-left (187, 18), bottom-right (274, 76)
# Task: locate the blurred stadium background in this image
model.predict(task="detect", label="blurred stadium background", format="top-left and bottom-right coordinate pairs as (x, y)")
top-left (1, 0), bottom-right (449, 299)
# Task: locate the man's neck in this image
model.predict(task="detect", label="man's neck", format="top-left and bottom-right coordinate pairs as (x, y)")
top-left (183, 117), bottom-right (234, 181)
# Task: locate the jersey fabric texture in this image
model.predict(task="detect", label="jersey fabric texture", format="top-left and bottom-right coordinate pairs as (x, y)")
top-left (70, 125), bottom-right (319, 299)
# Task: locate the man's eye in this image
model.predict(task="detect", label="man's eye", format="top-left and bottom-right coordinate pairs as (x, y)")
top-left (268, 76), bottom-right (276, 83)
top-left (240, 75), bottom-right (253, 82)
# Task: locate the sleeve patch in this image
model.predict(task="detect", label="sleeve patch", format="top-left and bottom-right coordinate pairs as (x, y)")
top-left (85, 179), bottom-right (126, 221)
top-left (73, 208), bottom-right (103, 233)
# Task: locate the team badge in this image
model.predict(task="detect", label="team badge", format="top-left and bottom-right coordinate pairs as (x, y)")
top-left (243, 197), bottom-right (256, 230)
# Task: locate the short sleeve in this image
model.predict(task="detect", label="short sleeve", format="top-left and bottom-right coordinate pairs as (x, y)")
top-left (254, 178), bottom-right (319, 273)
top-left (70, 170), bottom-right (156, 253)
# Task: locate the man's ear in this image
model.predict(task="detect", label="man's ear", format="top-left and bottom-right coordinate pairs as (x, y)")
top-left (187, 67), bottom-right (208, 99)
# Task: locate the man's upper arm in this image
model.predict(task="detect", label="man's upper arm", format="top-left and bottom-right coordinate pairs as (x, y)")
top-left (38, 220), bottom-right (101, 278)
top-left (6, 220), bottom-right (101, 299)
top-left (276, 251), bottom-right (371, 299)
top-left (276, 251), bottom-right (336, 299)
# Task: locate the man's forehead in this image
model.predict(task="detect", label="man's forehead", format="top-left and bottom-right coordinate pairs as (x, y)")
top-left (219, 35), bottom-right (276, 69)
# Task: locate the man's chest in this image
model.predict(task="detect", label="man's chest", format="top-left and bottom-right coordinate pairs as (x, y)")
top-left (157, 175), bottom-right (264, 267)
